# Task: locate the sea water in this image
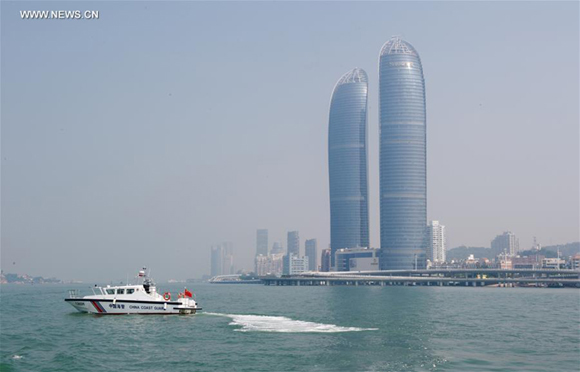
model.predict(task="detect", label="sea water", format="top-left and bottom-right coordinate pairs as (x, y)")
top-left (1, 284), bottom-right (578, 371)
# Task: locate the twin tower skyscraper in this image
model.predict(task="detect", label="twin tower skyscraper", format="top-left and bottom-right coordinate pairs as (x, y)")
top-left (328, 36), bottom-right (427, 270)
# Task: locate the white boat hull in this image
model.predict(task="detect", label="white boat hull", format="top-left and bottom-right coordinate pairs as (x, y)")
top-left (65, 299), bottom-right (200, 315)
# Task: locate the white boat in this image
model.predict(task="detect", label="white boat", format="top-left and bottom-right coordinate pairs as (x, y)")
top-left (64, 269), bottom-right (201, 315)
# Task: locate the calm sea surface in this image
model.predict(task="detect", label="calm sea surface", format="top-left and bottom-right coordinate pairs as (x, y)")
top-left (1, 284), bottom-right (579, 371)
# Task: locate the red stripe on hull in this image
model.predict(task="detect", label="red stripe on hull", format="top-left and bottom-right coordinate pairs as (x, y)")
top-left (88, 311), bottom-right (198, 315)
top-left (91, 301), bottom-right (103, 313)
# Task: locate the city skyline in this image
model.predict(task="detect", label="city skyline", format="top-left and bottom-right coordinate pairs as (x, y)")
top-left (2, 2), bottom-right (578, 281)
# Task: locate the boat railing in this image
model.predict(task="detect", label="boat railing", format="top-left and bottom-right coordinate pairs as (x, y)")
top-left (68, 289), bottom-right (80, 299)
top-left (90, 286), bottom-right (105, 295)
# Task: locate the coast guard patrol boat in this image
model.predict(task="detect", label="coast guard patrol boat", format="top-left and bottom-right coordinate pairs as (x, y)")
top-left (65, 268), bottom-right (201, 315)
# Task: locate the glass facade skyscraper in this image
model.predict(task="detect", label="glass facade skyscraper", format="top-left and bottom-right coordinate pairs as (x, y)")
top-left (328, 68), bottom-right (370, 266)
top-left (305, 238), bottom-right (318, 271)
top-left (287, 231), bottom-right (300, 257)
top-left (379, 37), bottom-right (427, 270)
top-left (256, 229), bottom-right (268, 256)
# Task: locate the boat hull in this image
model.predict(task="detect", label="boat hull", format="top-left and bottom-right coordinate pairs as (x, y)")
top-left (65, 299), bottom-right (201, 315)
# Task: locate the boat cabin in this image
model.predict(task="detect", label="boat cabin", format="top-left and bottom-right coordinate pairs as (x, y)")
top-left (91, 284), bottom-right (158, 298)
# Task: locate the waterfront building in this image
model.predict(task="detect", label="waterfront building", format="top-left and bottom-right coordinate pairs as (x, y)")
top-left (328, 68), bottom-right (370, 267)
top-left (287, 231), bottom-right (300, 257)
top-left (428, 221), bottom-right (446, 263)
top-left (269, 253), bottom-right (285, 276)
top-left (379, 36), bottom-right (427, 270)
top-left (335, 247), bottom-right (380, 272)
top-left (282, 254), bottom-right (309, 275)
top-left (255, 254), bottom-right (269, 276)
top-left (305, 239), bottom-right (318, 271)
top-left (491, 231), bottom-right (520, 257)
top-left (255, 253), bottom-right (284, 277)
top-left (256, 229), bottom-right (268, 256)
top-left (320, 248), bottom-right (332, 272)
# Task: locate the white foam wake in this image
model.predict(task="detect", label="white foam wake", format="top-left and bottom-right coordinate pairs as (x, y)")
top-left (206, 312), bottom-right (378, 333)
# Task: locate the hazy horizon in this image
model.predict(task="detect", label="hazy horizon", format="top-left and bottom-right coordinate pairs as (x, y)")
top-left (2, 1), bottom-right (578, 282)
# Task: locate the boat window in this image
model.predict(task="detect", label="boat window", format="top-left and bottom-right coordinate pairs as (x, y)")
top-left (126, 289), bottom-right (135, 294)
top-left (106, 289), bottom-right (115, 295)
top-left (116, 289), bottom-right (125, 295)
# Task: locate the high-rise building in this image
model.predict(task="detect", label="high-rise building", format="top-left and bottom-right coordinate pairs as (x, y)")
top-left (428, 221), bottom-right (446, 263)
top-left (287, 231), bottom-right (300, 257)
top-left (328, 68), bottom-right (370, 267)
top-left (254, 254), bottom-right (269, 276)
top-left (320, 248), bottom-right (332, 272)
top-left (254, 249), bottom-right (284, 277)
top-left (210, 245), bottom-right (223, 277)
top-left (210, 242), bottom-right (234, 277)
top-left (222, 242), bottom-right (234, 274)
top-left (379, 36), bottom-right (427, 270)
top-left (271, 241), bottom-right (284, 255)
top-left (491, 231), bottom-right (519, 257)
top-left (256, 229), bottom-right (268, 256)
top-left (305, 239), bottom-right (318, 271)
top-left (269, 253), bottom-right (285, 276)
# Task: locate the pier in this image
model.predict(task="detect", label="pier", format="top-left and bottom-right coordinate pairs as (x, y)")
top-left (261, 269), bottom-right (580, 287)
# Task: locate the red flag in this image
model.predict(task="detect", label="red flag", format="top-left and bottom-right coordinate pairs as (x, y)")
top-left (184, 289), bottom-right (193, 298)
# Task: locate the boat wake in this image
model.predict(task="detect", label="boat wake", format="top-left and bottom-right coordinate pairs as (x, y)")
top-left (205, 312), bottom-right (378, 333)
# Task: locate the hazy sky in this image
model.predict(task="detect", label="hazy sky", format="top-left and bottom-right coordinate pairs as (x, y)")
top-left (2, 1), bottom-right (578, 282)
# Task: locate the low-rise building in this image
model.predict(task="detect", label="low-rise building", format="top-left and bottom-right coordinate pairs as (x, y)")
top-left (512, 255), bottom-right (544, 269)
top-left (542, 257), bottom-right (565, 269)
top-left (463, 254), bottom-right (487, 269)
top-left (283, 255), bottom-right (309, 275)
top-left (335, 247), bottom-right (379, 272)
top-left (499, 257), bottom-right (512, 270)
